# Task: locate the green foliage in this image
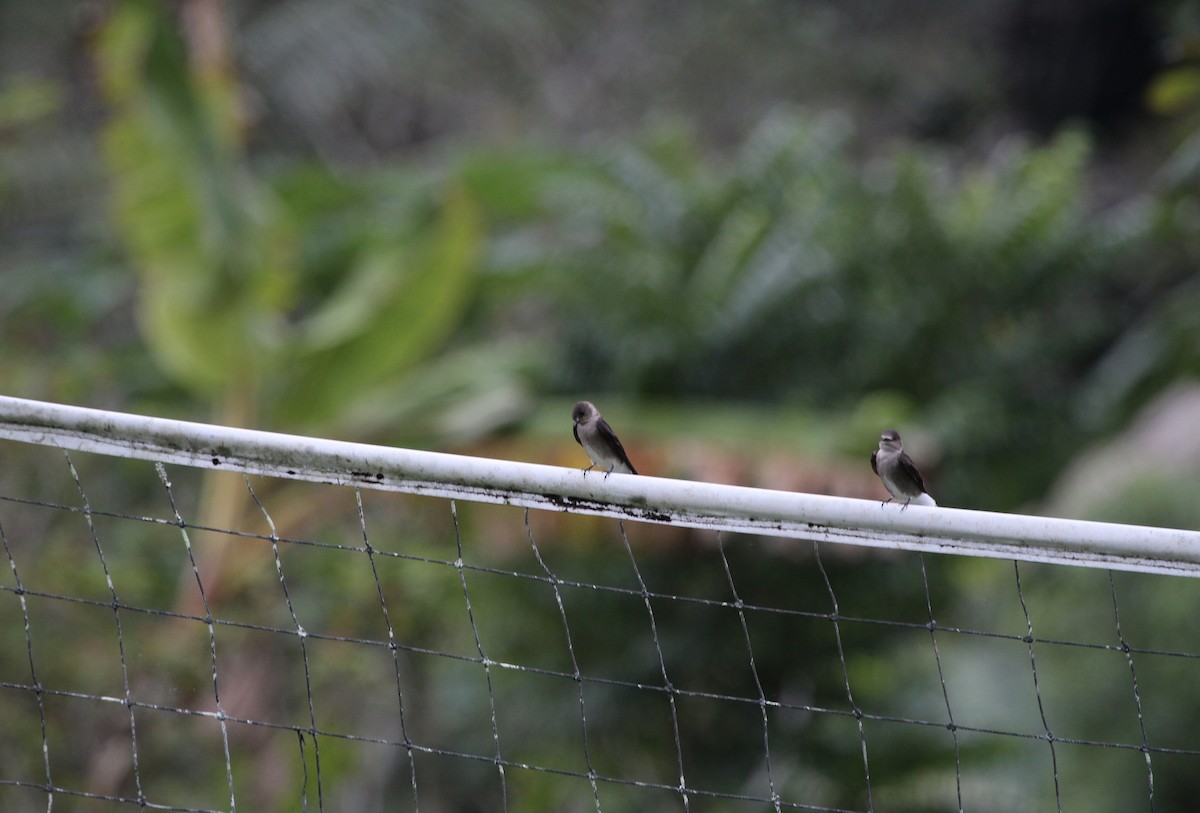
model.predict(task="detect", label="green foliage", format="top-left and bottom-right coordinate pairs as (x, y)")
top-left (272, 177), bottom-right (484, 429)
top-left (96, 0), bottom-right (495, 437)
top-left (98, 0), bottom-right (268, 394)
top-left (0, 259), bottom-right (146, 403)
top-left (497, 115), bottom-right (1098, 396)
top-left (481, 113), bottom-right (1141, 507)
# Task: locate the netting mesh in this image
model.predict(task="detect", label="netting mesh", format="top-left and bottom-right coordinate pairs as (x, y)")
top-left (1, 439), bottom-right (1199, 812)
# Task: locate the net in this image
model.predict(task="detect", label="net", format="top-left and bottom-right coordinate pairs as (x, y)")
top-left (2, 396), bottom-right (1199, 812)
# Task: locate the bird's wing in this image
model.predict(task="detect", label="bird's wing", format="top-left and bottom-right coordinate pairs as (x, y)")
top-left (898, 452), bottom-right (928, 494)
top-left (870, 451), bottom-right (879, 476)
top-left (598, 418), bottom-right (637, 475)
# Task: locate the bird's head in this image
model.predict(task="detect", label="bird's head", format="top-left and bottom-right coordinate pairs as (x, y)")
top-left (572, 401), bottom-right (597, 426)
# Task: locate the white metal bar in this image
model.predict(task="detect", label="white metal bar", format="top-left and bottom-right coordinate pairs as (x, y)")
top-left (1, 394), bottom-right (1198, 577)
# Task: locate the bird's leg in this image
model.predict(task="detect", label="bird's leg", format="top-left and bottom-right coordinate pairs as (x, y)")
top-left (880, 496), bottom-right (894, 508)
top-left (582, 464), bottom-right (595, 477)
top-left (604, 465), bottom-right (614, 480)
top-left (901, 498), bottom-right (912, 512)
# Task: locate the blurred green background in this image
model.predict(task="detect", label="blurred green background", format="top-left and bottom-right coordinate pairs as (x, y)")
top-left (4, 0), bottom-right (1200, 810)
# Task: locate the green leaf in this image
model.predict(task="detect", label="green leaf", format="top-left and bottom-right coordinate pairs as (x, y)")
top-left (276, 184), bottom-right (483, 428)
top-left (97, 0), bottom-right (288, 395)
top-left (0, 75), bottom-right (62, 129)
top-left (1147, 67), bottom-right (1200, 116)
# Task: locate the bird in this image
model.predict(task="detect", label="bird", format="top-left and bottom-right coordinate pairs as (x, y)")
top-left (572, 401), bottom-right (638, 477)
top-left (870, 429), bottom-right (936, 508)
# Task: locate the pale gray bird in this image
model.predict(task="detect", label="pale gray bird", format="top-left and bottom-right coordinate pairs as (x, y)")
top-left (572, 401), bottom-right (638, 476)
top-left (870, 429), bottom-right (936, 508)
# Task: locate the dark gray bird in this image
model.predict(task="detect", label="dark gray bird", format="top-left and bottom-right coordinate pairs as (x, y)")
top-left (870, 429), bottom-right (936, 508)
top-left (572, 401), bottom-right (638, 476)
